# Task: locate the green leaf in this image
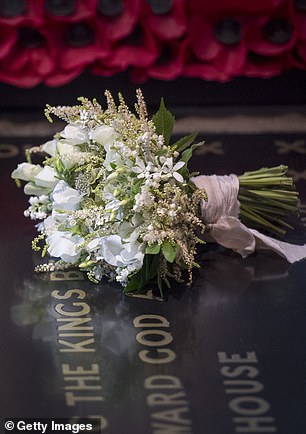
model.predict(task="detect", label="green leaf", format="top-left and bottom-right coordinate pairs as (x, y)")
top-left (171, 132), bottom-right (198, 153)
top-left (145, 243), bottom-right (161, 255)
top-left (124, 271), bottom-right (141, 293)
top-left (152, 98), bottom-right (175, 146)
top-left (124, 254), bottom-right (159, 293)
top-left (179, 142), bottom-right (204, 179)
top-left (181, 142), bottom-right (204, 164)
top-left (162, 241), bottom-right (178, 263)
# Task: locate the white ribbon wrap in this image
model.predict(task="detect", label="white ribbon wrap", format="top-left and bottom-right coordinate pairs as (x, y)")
top-left (192, 174), bottom-right (306, 263)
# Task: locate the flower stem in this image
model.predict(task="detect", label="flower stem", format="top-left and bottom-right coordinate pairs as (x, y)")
top-left (238, 166), bottom-right (299, 237)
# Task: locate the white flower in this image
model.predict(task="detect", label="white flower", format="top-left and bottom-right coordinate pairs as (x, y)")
top-left (41, 139), bottom-right (57, 157)
top-left (47, 231), bottom-right (84, 263)
top-left (61, 124), bottom-right (89, 145)
top-left (133, 157), bottom-right (156, 180)
top-left (24, 182), bottom-right (49, 196)
top-left (92, 125), bottom-right (118, 147)
top-left (56, 142), bottom-right (88, 169)
top-left (91, 234), bottom-right (144, 270)
top-left (161, 157), bottom-right (185, 183)
top-left (103, 141), bottom-right (126, 171)
top-left (52, 180), bottom-right (82, 211)
top-left (34, 166), bottom-right (58, 188)
top-left (11, 163), bottom-right (42, 182)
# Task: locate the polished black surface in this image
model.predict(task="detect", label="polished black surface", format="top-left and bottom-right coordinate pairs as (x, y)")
top-left (1, 131), bottom-right (306, 433)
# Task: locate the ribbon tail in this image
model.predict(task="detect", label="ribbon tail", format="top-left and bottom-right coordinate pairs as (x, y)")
top-left (209, 216), bottom-right (256, 258)
top-left (250, 229), bottom-right (306, 264)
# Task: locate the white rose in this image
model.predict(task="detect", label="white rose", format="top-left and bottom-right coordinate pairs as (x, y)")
top-left (24, 182), bottom-right (49, 196)
top-left (56, 142), bottom-right (77, 169)
top-left (47, 231), bottom-right (84, 263)
top-left (61, 124), bottom-right (88, 145)
top-left (34, 166), bottom-right (58, 188)
top-left (41, 139), bottom-right (57, 157)
top-left (52, 180), bottom-right (82, 211)
top-left (11, 163), bottom-right (42, 182)
top-left (92, 125), bottom-right (118, 147)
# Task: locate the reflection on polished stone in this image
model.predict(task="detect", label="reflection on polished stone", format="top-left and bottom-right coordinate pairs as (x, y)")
top-left (6, 244), bottom-right (306, 430)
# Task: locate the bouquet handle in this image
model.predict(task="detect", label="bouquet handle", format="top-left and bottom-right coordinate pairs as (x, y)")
top-left (192, 174), bottom-right (306, 263)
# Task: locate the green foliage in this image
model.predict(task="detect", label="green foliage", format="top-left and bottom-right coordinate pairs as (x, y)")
top-left (152, 98), bottom-right (175, 146)
top-left (161, 240), bottom-right (178, 263)
top-left (124, 254), bottom-right (159, 293)
top-left (145, 243), bottom-right (161, 254)
top-left (171, 132), bottom-right (199, 153)
top-left (178, 142), bottom-right (204, 179)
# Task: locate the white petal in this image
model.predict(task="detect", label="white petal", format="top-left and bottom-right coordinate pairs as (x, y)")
top-left (11, 163), bottom-right (42, 182)
top-left (47, 232), bottom-right (83, 263)
top-left (52, 180), bottom-right (82, 211)
top-left (173, 161), bottom-right (185, 171)
top-left (24, 182), bottom-right (49, 196)
top-left (34, 166), bottom-right (58, 188)
top-left (92, 125), bottom-right (118, 147)
top-left (173, 172), bottom-right (184, 183)
top-left (41, 139), bottom-right (57, 157)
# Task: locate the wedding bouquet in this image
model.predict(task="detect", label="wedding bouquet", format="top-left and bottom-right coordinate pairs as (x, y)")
top-left (11, 90), bottom-right (305, 295)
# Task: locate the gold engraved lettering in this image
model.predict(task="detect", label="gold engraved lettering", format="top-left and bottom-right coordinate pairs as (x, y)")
top-left (59, 338), bottom-right (95, 352)
top-left (221, 366), bottom-right (259, 378)
top-left (64, 376), bottom-right (102, 391)
top-left (62, 363), bottom-right (99, 375)
top-left (152, 408), bottom-right (192, 425)
top-left (152, 422), bottom-right (192, 434)
top-left (62, 364), bottom-right (99, 375)
top-left (224, 380), bottom-right (264, 394)
top-left (57, 317), bottom-right (93, 331)
top-left (145, 375), bottom-right (183, 390)
top-left (55, 302), bottom-right (90, 317)
top-left (52, 289), bottom-right (86, 300)
top-left (133, 314), bottom-right (170, 328)
top-left (136, 330), bottom-right (173, 347)
top-left (233, 417), bottom-right (277, 432)
top-left (65, 392), bottom-right (103, 407)
top-left (139, 349), bottom-right (176, 364)
top-left (229, 397), bottom-right (270, 416)
top-left (147, 392), bottom-right (188, 407)
top-left (218, 352), bottom-right (258, 364)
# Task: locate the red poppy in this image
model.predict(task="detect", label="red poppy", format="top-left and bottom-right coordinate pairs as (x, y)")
top-left (290, 3), bottom-right (306, 68)
top-left (187, 0), bottom-right (286, 16)
top-left (246, 1), bottom-right (296, 57)
top-left (143, 0), bottom-right (187, 40)
top-left (95, 0), bottom-right (141, 42)
top-left (44, 0), bottom-right (97, 23)
top-left (132, 38), bottom-right (189, 82)
top-left (48, 20), bottom-right (110, 72)
top-left (244, 52), bottom-right (291, 78)
top-left (96, 21), bottom-right (159, 71)
top-left (0, 26), bottom-right (57, 87)
top-left (0, 25), bottom-right (18, 59)
top-left (0, 0), bottom-right (44, 27)
top-left (45, 66), bottom-right (84, 86)
top-left (187, 14), bottom-right (247, 78)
